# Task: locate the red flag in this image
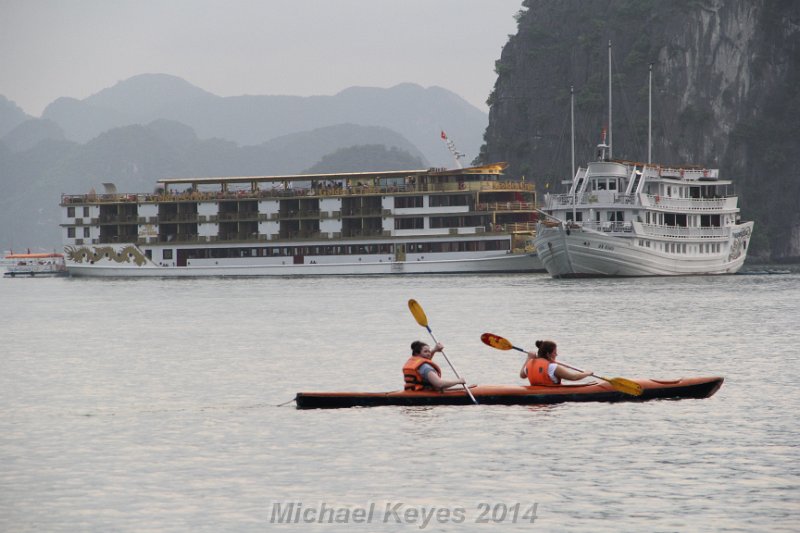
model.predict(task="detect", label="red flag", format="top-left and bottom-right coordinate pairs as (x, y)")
top-left (441, 130), bottom-right (447, 140)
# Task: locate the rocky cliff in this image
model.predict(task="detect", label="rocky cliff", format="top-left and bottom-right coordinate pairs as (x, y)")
top-left (481, 0), bottom-right (800, 260)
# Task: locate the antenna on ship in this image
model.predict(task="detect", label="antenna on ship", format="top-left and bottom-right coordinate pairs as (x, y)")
top-left (571, 85), bottom-right (576, 222)
top-left (608, 40), bottom-right (613, 159)
top-left (440, 130), bottom-right (465, 169)
top-left (648, 62), bottom-right (653, 164)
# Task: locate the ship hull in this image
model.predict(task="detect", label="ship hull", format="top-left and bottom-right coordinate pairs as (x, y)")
top-left (535, 222), bottom-right (753, 278)
top-left (65, 245), bottom-right (541, 277)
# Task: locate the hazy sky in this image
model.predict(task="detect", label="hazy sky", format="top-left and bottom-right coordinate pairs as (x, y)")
top-left (0, 0), bottom-right (524, 117)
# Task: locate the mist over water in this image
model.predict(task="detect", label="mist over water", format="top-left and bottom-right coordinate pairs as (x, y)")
top-left (1, 272), bottom-right (798, 531)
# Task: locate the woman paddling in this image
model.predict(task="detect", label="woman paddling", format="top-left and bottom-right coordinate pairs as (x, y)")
top-left (403, 341), bottom-right (466, 391)
top-left (520, 340), bottom-right (593, 385)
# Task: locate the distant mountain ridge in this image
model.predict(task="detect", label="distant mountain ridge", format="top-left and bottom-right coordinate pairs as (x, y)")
top-left (38, 74), bottom-right (486, 167)
top-left (0, 75), bottom-right (489, 250)
top-left (0, 96), bottom-right (31, 138)
top-left (0, 120), bottom-right (429, 250)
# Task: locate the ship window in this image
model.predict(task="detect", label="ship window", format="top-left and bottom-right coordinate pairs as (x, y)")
top-left (395, 217), bottom-right (424, 230)
top-left (83, 227), bottom-right (90, 238)
top-left (394, 196), bottom-right (423, 208)
top-left (83, 206), bottom-right (90, 217)
top-left (67, 207), bottom-right (75, 217)
top-left (608, 180), bottom-right (617, 191)
top-left (68, 227), bottom-right (76, 238)
top-left (163, 249), bottom-right (173, 260)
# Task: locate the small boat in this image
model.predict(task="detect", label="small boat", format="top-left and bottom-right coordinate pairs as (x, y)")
top-left (3, 252), bottom-right (68, 277)
top-left (294, 376), bottom-right (723, 409)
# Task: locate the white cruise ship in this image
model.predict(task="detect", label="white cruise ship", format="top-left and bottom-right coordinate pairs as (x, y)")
top-left (534, 136), bottom-right (754, 277)
top-left (60, 163), bottom-right (543, 277)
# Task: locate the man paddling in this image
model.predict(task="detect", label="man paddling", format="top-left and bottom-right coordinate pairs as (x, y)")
top-left (403, 341), bottom-right (466, 392)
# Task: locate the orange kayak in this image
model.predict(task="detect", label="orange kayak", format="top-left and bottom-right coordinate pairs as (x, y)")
top-left (295, 376), bottom-right (723, 409)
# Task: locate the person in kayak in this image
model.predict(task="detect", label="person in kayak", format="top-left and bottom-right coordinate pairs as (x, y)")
top-left (520, 340), bottom-right (593, 385)
top-left (403, 340), bottom-right (466, 391)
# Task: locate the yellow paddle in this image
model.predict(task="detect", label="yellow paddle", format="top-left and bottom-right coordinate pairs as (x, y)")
top-left (408, 299), bottom-right (478, 405)
top-left (480, 332), bottom-right (643, 396)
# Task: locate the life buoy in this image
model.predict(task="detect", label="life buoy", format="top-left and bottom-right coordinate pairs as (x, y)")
top-left (458, 182), bottom-right (466, 190)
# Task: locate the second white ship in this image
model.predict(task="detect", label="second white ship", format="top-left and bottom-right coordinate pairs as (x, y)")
top-left (60, 163), bottom-right (543, 277)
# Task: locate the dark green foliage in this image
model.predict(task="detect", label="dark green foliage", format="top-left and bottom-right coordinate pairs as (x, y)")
top-left (304, 145), bottom-right (426, 174)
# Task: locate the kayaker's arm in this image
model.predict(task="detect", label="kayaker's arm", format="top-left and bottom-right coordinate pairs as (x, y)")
top-left (554, 365), bottom-right (593, 381)
top-left (520, 351), bottom-right (536, 379)
top-left (425, 372), bottom-right (466, 392)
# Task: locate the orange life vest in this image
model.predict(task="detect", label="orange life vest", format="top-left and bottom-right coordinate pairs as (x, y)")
top-left (525, 358), bottom-right (560, 386)
top-left (403, 356), bottom-right (442, 391)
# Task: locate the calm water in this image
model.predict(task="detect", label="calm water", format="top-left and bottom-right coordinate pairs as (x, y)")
top-left (1, 271), bottom-right (798, 532)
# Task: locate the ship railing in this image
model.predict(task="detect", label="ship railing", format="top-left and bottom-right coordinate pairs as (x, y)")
top-left (61, 193), bottom-right (143, 204)
top-left (98, 214), bottom-right (139, 224)
top-left (153, 234), bottom-right (201, 243)
top-left (341, 208), bottom-right (383, 217)
top-left (158, 213), bottom-right (199, 222)
top-left (580, 221), bottom-right (634, 233)
top-left (476, 201), bottom-right (537, 211)
top-left (61, 181), bottom-right (538, 206)
top-left (341, 229), bottom-right (386, 238)
top-left (478, 181), bottom-right (535, 192)
top-left (216, 232), bottom-right (261, 242)
top-left (643, 195), bottom-right (735, 210)
top-left (638, 223), bottom-right (729, 239)
top-left (276, 230), bottom-right (327, 239)
top-left (545, 192), bottom-right (637, 208)
top-left (278, 209), bottom-right (323, 219)
top-left (97, 235), bottom-right (139, 244)
top-left (488, 222), bottom-right (537, 233)
top-left (217, 211), bottom-right (261, 221)
top-left (642, 166), bottom-right (719, 180)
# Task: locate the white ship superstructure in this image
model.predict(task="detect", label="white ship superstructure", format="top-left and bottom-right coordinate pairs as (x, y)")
top-left (534, 137), bottom-right (753, 277)
top-left (60, 164), bottom-right (542, 277)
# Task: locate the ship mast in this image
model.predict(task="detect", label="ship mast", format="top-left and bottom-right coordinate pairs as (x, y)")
top-left (648, 63), bottom-right (653, 164)
top-left (571, 85), bottom-right (576, 222)
top-left (608, 40), bottom-right (613, 159)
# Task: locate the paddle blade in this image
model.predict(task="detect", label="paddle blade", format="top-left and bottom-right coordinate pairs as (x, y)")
top-left (481, 332), bottom-right (514, 351)
top-left (407, 299), bottom-right (428, 327)
top-left (607, 377), bottom-right (644, 396)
